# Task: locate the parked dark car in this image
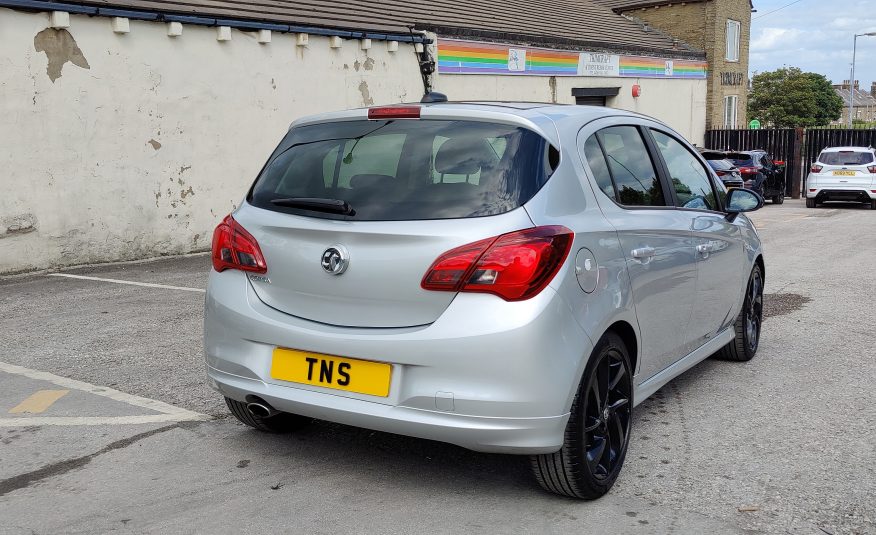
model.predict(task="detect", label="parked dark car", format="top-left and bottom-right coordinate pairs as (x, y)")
top-left (699, 150), bottom-right (744, 189)
top-left (724, 150), bottom-right (786, 204)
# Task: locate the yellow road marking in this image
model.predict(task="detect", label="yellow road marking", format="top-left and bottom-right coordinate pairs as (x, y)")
top-left (9, 389), bottom-right (69, 414)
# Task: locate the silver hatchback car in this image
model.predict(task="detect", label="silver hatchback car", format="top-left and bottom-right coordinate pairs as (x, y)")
top-left (204, 99), bottom-right (765, 499)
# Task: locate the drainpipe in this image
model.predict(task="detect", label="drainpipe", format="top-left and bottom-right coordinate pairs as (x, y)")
top-left (409, 28), bottom-right (436, 97)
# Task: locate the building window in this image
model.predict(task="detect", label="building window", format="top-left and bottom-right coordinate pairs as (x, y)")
top-left (723, 95), bottom-right (738, 128)
top-left (726, 20), bottom-right (741, 62)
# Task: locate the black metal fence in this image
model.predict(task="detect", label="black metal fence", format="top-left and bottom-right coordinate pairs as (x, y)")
top-left (801, 129), bottom-right (876, 173)
top-left (705, 128), bottom-right (876, 198)
top-left (705, 129), bottom-right (802, 196)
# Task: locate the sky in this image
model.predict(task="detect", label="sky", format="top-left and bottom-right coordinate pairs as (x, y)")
top-left (750, 0), bottom-right (876, 87)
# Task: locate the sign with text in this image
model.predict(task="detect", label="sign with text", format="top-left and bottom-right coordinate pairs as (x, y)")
top-left (437, 39), bottom-right (708, 79)
top-left (578, 52), bottom-right (620, 77)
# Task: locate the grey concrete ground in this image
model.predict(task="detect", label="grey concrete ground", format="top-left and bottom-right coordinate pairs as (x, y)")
top-left (0, 199), bottom-right (873, 534)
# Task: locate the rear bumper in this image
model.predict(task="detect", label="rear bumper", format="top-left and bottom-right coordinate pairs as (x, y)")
top-left (208, 365), bottom-right (569, 453)
top-left (204, 270), bottom-right (591, 454)
top-left (806, 187), bottom-right (876, 201)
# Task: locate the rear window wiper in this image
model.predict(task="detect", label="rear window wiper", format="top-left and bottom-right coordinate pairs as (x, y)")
top-left (270, 197), bottom-right (355, 215)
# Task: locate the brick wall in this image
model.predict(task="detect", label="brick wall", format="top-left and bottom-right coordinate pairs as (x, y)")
top-left (624, 0), bottom-right (751, 130)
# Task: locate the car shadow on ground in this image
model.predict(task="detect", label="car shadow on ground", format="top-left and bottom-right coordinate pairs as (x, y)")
top-left (208, 382), bottom-right (700, 499)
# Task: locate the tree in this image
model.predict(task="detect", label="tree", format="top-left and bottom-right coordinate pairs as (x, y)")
top-left (747, 67), bottom-right (843, 128)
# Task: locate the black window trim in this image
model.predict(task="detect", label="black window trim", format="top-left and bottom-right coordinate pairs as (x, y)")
top-left (645, 126), bottom-right (729, 215)
top-left (584, 125), bottom-right (675, 211)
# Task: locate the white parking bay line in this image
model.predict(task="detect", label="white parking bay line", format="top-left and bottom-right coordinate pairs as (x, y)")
top-left (47, 273), bottom-right (205, 293)
top-left (0, 361), bottom-right (210, 426)
top-left (0, 415), bottom-right (200, 426)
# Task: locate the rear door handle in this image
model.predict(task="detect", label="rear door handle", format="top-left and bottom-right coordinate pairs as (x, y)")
top-left (631, 247), bottom-right (656, 260)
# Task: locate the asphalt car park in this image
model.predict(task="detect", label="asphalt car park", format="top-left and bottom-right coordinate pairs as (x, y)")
top-left (1, 199), bottom-right (874, 534)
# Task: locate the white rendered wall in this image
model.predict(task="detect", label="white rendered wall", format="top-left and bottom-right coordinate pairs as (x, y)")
top-left (436, 75), bottom-right (708, 145)
top-left (0, 9), bottom-right (708, 273)
top-left (0, 10), bottom-right (424, 273)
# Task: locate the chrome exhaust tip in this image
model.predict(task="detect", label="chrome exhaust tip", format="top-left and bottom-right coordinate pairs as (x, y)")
top-left (246, 401), bottom-right (277, 418)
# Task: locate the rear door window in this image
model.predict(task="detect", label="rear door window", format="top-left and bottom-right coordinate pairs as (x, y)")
top-left (249, 120), bottom-right (554, 221)
top-left (581, 135), bottom-right (617, 199)
top-left (590, 126), bottom-right (666, 207)
top-left (819, 151), bottom-right (875, 165)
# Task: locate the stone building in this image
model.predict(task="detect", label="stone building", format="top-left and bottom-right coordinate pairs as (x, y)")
top-left (833, 81), bottom-right (876, 125)
top-left (594, 0), bottom-right (753, 129)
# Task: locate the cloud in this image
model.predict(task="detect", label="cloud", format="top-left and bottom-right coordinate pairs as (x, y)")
top-left (750, 0), bottom-right (876, 84)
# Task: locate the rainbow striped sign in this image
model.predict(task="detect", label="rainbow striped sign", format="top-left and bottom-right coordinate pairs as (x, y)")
top-left (438, 40), bottom-right (578, 76)
top-left (619, 57), bottom-right (707, 78)
top-left (437, 39), bottom-right (707, 79)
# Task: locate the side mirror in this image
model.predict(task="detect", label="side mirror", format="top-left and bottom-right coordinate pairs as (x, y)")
top-left (726, 188), bottom-right (764, 216)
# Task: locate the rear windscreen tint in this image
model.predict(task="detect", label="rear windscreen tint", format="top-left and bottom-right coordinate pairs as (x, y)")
top-left (818, 151), bottom-right (874, 165)
top-left (248, 120), bottom-right (554, 221)
top-left (726, 153), bottom-right (754, 166)
top-left (707, 159), bottom-right (736, 171)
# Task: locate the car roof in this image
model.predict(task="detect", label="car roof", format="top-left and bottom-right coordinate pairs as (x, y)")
top-left (289, 101), bottom-right (661, 149)
top-left (820, 146), bottom-right (875, 152)
top-left (296, 101), bottom-right (648, 123)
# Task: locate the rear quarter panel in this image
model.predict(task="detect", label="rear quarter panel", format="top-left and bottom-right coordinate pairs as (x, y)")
top-left (524, 116), bottom-right (640, 403)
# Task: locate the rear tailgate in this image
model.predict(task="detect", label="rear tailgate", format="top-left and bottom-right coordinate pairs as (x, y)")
top-left (234, 203), bottom-right (534, 328)
top-left (814, 151), bottom-right (875, 188)
top-left (235, 113), bottom-right (555, 328)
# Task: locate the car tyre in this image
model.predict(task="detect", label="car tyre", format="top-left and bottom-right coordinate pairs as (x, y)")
top-left (772, 191), bottom-right (784, 204)
top-left (717, 264), bottom-right (763, 362)
top-left (806, 198), bottom-right (816, 208)
top-left (869, 199), bottom-right (876, 210)
top-left (530, 332), bottom-right (633, 500)
top-left (225, 397), bottom-right (311, 433)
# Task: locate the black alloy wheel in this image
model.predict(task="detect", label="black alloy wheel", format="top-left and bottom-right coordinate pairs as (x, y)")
top-left (717, 264), bottom-right (763, 362)
top-left (582, 345), bottom-right (632, 482)
top-left (531, 332), bottom-right (633, 499)
top-left (743, 266), bottom-right (763, 354)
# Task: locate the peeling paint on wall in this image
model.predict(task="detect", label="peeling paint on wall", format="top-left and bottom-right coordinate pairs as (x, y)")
top-left (363, 57), bottom-right (375, 71)
top-left (147, 139), bottom-right (161, 150)
top-left (1, 214), bottom-right (38, 238)
top-left (33, 28), bottom-right (90, 83)
top-left (358, 80), bottom-right (374, 106)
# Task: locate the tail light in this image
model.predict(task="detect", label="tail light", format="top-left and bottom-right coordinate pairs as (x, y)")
top-left (421, 226), bottom-right (573, 301)
top-left (811, 164), bottom-right (823, 173)
top-left (868, 165), bottom-right (876, 173)
top-left (715, 170), bottom-right (728, 176)
top-left (774, 160), bottom-right (785, 165)
top-left (211, 215), bottom-right (267, 273)
top-left (739, 167), bottom-right (758, 175)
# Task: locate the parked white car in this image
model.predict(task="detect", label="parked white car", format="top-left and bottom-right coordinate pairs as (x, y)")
top-left (806, 146), bottom-right (876, 209)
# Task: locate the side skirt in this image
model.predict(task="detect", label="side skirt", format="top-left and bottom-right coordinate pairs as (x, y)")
top-left (633, 327), bottom-right (734, 407)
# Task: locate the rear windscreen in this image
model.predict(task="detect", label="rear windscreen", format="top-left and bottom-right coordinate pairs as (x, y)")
top-left (248, 119), bottom-right (554, 221)
top-left (726, 153), bottom-right (754, 167)
top-left (708, 159), bottom-right (736, 171)
top-left (818, 151), bottom-right (874, 165)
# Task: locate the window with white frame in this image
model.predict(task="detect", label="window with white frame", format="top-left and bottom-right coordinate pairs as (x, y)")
top-left (726, 20), bottom-right (741, 62)
top-left (724, 95), bottom-right (738, 128)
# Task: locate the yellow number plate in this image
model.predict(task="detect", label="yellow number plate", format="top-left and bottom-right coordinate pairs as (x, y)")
top-left (270, 348), bottom-right (392, 397)
top-left (833, 170), bottom-right (856, 176)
